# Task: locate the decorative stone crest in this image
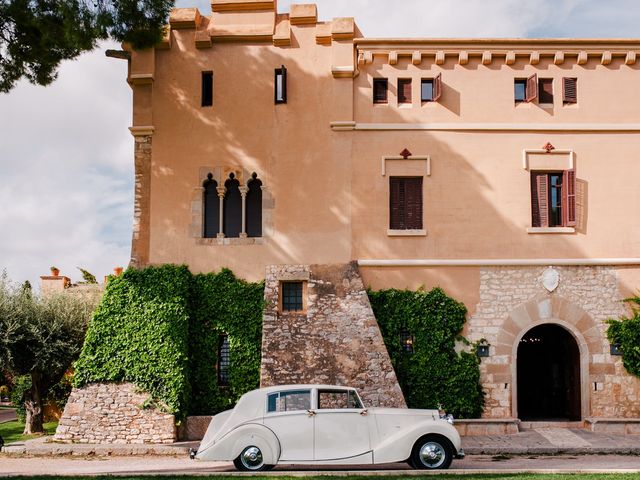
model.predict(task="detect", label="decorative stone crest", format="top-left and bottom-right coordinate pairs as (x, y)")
top-left (541, 266), bottom-right (559, 292)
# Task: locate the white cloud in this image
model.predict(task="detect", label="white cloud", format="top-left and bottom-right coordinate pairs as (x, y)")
top-left (1, 1), bottom-right (639, 288)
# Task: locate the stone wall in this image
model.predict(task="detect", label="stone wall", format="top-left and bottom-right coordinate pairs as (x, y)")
top-left (467, 265), bottom-right (640, 419)
top-left (55, 382), bottom-right (176, 444)
top-left (261, 262), bottom-right (406, 408)
top-left (130, 134), bottom-right (152, 267)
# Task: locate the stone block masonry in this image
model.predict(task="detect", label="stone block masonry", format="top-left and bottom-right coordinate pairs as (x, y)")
top-left (261, 262), bottom-right (406, 408)
top-left (55, 382), bottom-right (176, 444)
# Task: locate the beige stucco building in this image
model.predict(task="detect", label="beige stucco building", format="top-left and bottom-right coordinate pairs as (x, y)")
top-left (120, 0), bottom-right (640, 426)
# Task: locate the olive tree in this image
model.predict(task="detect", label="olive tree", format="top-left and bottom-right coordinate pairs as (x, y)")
top-left (0, 272), bottom-right (97, 434)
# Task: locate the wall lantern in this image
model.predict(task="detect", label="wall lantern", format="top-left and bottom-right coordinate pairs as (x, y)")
top-left (400, 326), bottom-right (414, 354)
top-left (610, 343), bottom-right (623, 356)
top-left (476, 344), bottom-right (490, 358)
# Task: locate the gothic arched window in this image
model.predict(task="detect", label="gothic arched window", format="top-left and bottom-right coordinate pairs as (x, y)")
top-left (246, 173), bottom-right (263, 238)
top-left (203, 174), bottom-right (219, 238)
top-left (224, 173), bottom-right (242, 238)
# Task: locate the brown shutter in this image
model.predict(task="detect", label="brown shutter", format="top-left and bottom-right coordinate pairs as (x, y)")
top-left (531, 172), bottom-right (549, 227)
top-left (563, 169), bottom-right (576, 227)
top-left (539, 78), bottom-right (553, 104)
top-left (563, 77), bottom-right (577, 103)
top-left (398, 79), bottom-right (412, 103)
top-left (433, 73), bottom-right (442, 102)
top-left (373, 79), bottom-right (388, 104)
top-left (389, 177), bottom-right (403, 229)
top-left (525, 73), bottom-right (538, 102)
top-left (405, 177), bottom-right (423, 229)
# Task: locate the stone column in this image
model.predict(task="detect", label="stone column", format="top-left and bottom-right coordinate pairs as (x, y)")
top-left (129, 130), bottom-right (154, 268)
top-left (216, 186), bottom-right (226, 238)
top-left (239, 185), bottom-right (249, 238)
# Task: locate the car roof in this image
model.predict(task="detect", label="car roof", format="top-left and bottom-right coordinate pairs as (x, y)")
top-left (256, 384), bottom-right (358, 394)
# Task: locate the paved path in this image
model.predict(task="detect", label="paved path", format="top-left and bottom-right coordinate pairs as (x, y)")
top-left (0, 408), bottom-right (17, 424)
top-left (1, 455), bottom-right (639, 476)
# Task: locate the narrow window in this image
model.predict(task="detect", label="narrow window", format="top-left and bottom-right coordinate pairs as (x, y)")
top-left (223, 173), bottom-right (242, 238)
top-left (275, 66), bottom-right (287, 104)
top-left (203, 173), bottom-right (219, 238)
top-left (217, 334), bottom-right (230, 386)
top-left (398, 78), bottom-right (412, 104)
top-left (281, 281), bottom-right (304, 312)
top-left (515, 74), bottom-right (537, 103)
top-left (246, 173), bottom-right (262, 238)
top-left (538, 78), bottom-right (553, 104)
top-left (421, 79), bottom-right (434, 102)
top-left (389, 177), bottom-right (423, 230)
top-left (563, 77), bottom-right (577, 104)
top-left (531, 170), bottom-right (576, 227)
top-left (201, 71), bottom-right (213, 107)
top-left (373, 78), bottom-right (388, 104)
top-left (514, 79), bottom-right (527, 102)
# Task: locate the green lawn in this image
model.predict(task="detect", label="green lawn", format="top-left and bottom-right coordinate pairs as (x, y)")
top-left (0, 420), bottom-right (58, 444)
top-left (1, 476), bottom-right (640, 480)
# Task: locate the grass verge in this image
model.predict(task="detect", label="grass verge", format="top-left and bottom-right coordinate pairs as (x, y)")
top-left (0, 420), bottom-right (58, 444)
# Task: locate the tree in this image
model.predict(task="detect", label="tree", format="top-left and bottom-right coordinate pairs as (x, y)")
top-left (0, 0), bottom-right (173, 93)
top-left (0, 272), bottom-right (97, 434)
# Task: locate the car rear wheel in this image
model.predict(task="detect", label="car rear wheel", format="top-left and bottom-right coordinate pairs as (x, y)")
top-left (233, 446), bottom-right (267, 471)
top-left (410, 435), bottom-right (453, 470)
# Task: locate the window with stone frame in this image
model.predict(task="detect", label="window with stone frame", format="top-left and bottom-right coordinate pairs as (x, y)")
top-left (280, 281), bottom-right (304, 312)
top-left (530, 170), bottom-right (576, 228)
top-left (203, 174), bottom-right (220, 238)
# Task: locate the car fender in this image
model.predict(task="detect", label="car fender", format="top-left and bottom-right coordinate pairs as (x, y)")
top-left (197, 423), bottom-right (280, 464)
top-left (373, 420), bottom-right (462, 464)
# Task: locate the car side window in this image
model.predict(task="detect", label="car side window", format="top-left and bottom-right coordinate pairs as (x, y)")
top-left (267, 390), bottom-right (311, 413)
top-left (318, 390), bottom-right (363, 409)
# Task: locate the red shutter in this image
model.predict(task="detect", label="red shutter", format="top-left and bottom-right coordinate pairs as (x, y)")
top-left (539, 78), bottom-right (553, 104)
top-left (398, 79), bottom-right (412, 103)
top-left (563, 169), bottom-right (576, 227)
top-left (563, 77), bottom-right (577, 103)
top-left (525, 73), bottom-right (538, 102)
top-left (433, 73), bottom-right (442, 102)
top-left (531, 173), bottom-right (549, 227)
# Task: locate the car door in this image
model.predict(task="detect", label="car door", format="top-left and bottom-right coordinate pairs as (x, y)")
top-left (262, 389), bottom-right (314, 461)
top-left (313, 389), bottom-right (372, 461)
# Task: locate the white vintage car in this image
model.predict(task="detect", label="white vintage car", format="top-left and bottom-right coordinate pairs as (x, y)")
top-left (194, 384), bottom-right (464, 471)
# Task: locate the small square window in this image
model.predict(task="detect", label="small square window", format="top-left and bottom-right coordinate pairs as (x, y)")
top-left (539, 78), bottom-right (553, 104)
top-left (373, 78), bottom-right (388, 104)
top-left (281, 281), bottom-right (304, 312)
top-left (421, 79), bottom-right (433, 102)
top-left (514, 79), bottom-right (527, 102)
top-left (398, 78), bottom-right (412, 104)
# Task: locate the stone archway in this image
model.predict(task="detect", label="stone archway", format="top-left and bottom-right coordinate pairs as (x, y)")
top-left (496, 296), bottom-right (605, 420)
top-left (517, 323), bottom-right (581, 420)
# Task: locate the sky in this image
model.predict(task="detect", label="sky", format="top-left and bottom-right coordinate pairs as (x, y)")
top-left (0, 0), bottom-right (639, 288)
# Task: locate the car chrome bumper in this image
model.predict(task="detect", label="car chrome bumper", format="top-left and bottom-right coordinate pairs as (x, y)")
top-left (455, 448), bottom-right (465, 459)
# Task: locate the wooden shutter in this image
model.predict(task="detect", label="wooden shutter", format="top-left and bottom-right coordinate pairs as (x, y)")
top-left (531, 172), bottom-right (549, 227)
top-left (405, 178), bottom-right (423, 229)
top-left (389, 177), bottom-right (403, 229)
top-left (390, 177), bottom-right (422, 229)
top-left (525, 73), bottom-right (538, 102)
top-left (433, 73), bottom-right (442, 102)
top-left (563, 169), bottom-right (576, 227)
top-left (398, 79), bottom-right (412, 103)
top-left (539, 78), bottom-right (553, 104)
top-left (563, 77), bottom-right (577, 103)
top-left (373, 79), bottom-right (388, 104)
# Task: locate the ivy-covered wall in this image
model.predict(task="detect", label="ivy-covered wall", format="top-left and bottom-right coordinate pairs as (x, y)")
top-left (368, 287), bottom-right (485, 418)
top-left (74, 265), bottom-right (263, 418)
top-left (607, 295), bottom-right (640, 378)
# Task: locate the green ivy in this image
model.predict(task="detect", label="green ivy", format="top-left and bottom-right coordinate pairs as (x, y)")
top-left (607, 296), bottom-right (640, 378)
top-left (368, 287), bottom-right (484, 418)
top-left (74, 265), bottom-right (193, 417)
top-left (73, 265), bottom-right (264, 418)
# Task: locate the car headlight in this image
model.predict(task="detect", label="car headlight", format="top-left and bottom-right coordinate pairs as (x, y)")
top-left (440, 413), bottom-right (454, 424)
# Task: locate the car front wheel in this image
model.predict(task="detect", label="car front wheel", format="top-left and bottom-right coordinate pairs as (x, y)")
top-left (233, 446), bottom-right (268, 471)
top-left (410, 435), bottom-right (453, 470)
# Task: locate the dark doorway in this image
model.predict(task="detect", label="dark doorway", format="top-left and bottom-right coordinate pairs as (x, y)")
top-left (517, 324), bottom-right (581, 420)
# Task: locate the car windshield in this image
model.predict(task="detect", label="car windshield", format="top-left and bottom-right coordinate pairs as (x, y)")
top-left (317, 389), bottom-right (363, 409)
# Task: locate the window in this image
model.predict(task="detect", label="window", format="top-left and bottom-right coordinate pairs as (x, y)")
top-left (223, 173), bottom-right (242, 238)
top-left (318, 390), bottom-right (363, 409)
top-left (246, 173), bottom-right (262, 238)
top-left (217, 334), bottom-right (230, 386)
top-left (203, 174), bottom-right (219, 238)
top-left (389, 177), bottom-right (423, 230)
top-left (373, 78), bottom-right (388, 104)
top-left (201, 71), bottom-right (213, 107)
top-left (515, 74), bottom-right (537, 103)
top-left (275, 66), bottom-right (287, 104)
top-left (538, 78), bottom-right (553, 104)
top-left (398, 78), bottom-right (412, 104)
top-left (400, 326), bottom-right (414, 354)
top-left (563, 77), bottom-right (577, 104)
top-left (531, 170), bottom-right (576, 228)
top-left (267, 390), bottom-right (311, 413)
top-left (281, 281), bottom-right (304, 312)
top-left (421, 74), bottom-right (442, 102)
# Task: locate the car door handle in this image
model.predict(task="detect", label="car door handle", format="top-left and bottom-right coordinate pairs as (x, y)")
top-left (360, 409), bottom-right (368, 416)
top-left (307, 409), bottom-right (316, 417)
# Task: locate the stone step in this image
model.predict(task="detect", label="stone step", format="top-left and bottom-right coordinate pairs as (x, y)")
top-left (519, 420), bottom-right (586, 430)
